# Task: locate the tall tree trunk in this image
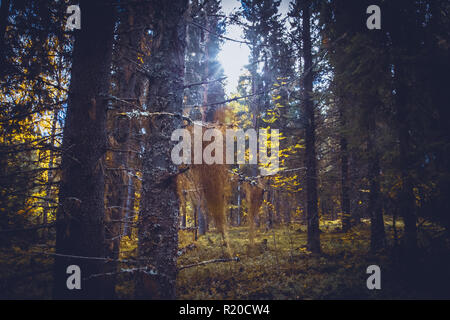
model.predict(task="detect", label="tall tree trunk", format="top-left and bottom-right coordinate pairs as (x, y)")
top-left (198, 14), bottom-right (210, 238)
top-left (42, 108), bottom-right (59, 240)
top-left (387, 1), bottom-right (419, 253)
top-left (301, 0), bottom-right (320, 253)
top-left (236, 182), bottom-right (241, 226)
top-left (201, 14), bottom-right (210, 122)
top-left (180, 202), bottom-right (187, 229)
top-left (339, 104), bottom-right (351, 232)
top-left (249, 26), bottom-right (260, 179)
top-left (367, 115), bottom-right (386, 252)
top-left (229, 203), bottom-right (234, 226)
top-left (194, 201), bottom-right (198, 241)
top-left (122, 171), bottom-right (136, 237)
top-left (266, 187), bottom-right (273, 229)
top-left (136, 0), bottom-right (188, 300)
top-left (349, 154), bottom-right (361, 225)
top-left (53, 0), bottom-right (115, 299)
top-left (0, 0), bottom-right (10, 75)
top-left (394, 63), bottom-right (417, 253)
top-left (283, 193), bottom-right (291, 224)
top-left (104, 2), bottom-right (148, 299)
top-left (198, 202), bottom-right (206, 236)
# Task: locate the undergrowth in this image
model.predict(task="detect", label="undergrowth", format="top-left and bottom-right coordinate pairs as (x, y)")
top-left (1, 218), bottom-right (449, 299)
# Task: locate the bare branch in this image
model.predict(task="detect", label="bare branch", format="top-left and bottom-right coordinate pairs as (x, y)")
top-left (184, 76), bottom-right (227, 89)
top-left (179, 257), bottom-right (240, 271)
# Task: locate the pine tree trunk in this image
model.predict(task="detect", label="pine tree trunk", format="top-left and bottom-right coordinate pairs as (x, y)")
top-left (104, 3), bottom-right (149, 299)
top-left (236, 182), bottom-right (241, 226)
top-left (387, 2), bottom-right (419, 252)
top-left (249, 27), bottom-right (260, 179)
top-left (266, 188), bottom-right (273, 229)
top-left (180, 204), bottom-right (187, 229)
top-left (136, 0), bottom-right (188, 300)
top-left (122, 172), bottom-right (135, 237)
top-left (194, 202), bottom-right (198, 241)
top-left (283, 193), bottom-right (291, 224)
top-left (394, 63), bottom-right (417, 253)
top-left (0, 0), bottom-right (10, 74)
top-left (198, 203), bottom-right (206, 236)
top-left (339, 105), bottom-right (351, 232)
top-left (53, 0), bottom-right (115, 299)
top-left (349, 155), bottom-right (361, 224)
top-left (367, 116), bottom-right (386, 252)
top-left (43, 108), bottom-right (58, 240)
top-left (301, 0), bottom-right (320, 253)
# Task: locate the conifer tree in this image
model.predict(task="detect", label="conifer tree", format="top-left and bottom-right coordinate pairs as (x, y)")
top-left (136, 0), bottom-right (189, 300)
top-left (53, 0), bottom-right (116, 299)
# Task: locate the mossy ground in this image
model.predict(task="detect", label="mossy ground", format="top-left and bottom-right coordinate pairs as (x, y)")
top-left (175, 218), bottom-right (450, 300)
top-left (1, 218), bottom-right (449, 299)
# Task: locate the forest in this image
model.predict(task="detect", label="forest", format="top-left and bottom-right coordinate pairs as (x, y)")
top-left (0, 0), bottom-right (450, 300)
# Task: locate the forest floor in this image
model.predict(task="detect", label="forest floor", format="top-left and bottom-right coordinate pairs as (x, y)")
top-left (173, 218), bottom-right (450, 300)
top-left (1, 218), bottom-right (449, 299)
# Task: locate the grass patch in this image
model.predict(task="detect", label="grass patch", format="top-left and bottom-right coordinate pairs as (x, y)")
top-left (176, 219), bottom-right (450, 299)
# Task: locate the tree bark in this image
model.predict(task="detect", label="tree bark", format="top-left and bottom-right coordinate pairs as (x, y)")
top-left (43, 108), bottom-right (59, 240)
top-left (104, 2), bottom-right (149, 299)
top-left (0, 0), bottom-right (10, 75)
top-left (394, 62), bottom-right (418, 253)
top-left (136, 0), bottom-right (188, 300)
top-left (198, 202), bottom-right (207, 236)
top-left (180, 203), bottom-right (187, 229)
top-left (53, 0), bottom-right (115, 299)
top-left (301, 0), bottom-right (320, 253)
top-left (122, 171), bottom-right (136, 237)
top-left (194, 201), bottom-right (198, 241)
top-left (367, 115), bottom-right (386, 252)
top-left (236, 182), bottom-right (241, 226)
top-left (339, 104), bottom-right (351, 232)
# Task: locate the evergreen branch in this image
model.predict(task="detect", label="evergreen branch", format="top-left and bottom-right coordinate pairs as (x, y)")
top-left (183, 33), bottom-right (348, 110)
